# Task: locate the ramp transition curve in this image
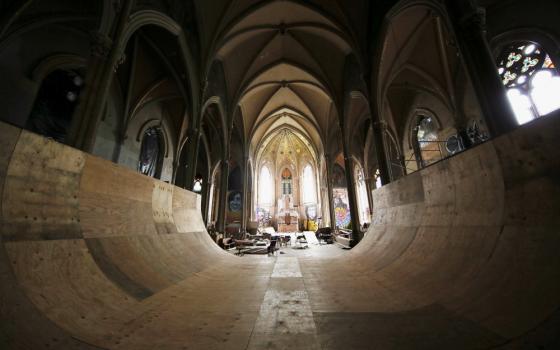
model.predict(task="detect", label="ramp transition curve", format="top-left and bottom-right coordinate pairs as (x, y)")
top-left (1, 115), bottom-right (559, 349)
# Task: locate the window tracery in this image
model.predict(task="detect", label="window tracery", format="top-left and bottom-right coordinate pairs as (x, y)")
top-left (138, 127), bottom-right (163, 178)
top-left (497, 42), bottom-right (560, 124)
top-left (281, 168), bottom-right (292, 195)
top-left (412, 115), bottom-right (440, 169)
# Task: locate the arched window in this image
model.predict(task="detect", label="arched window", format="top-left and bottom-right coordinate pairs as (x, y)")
top-left (26, 69), bottom-right (84, 143)
top-left (386, 132), bottom-right (404, 179)
top-left (354, 165), bottom-right (370, 225)
top-left (259, 165), bottom-right (273, 206)
top-left (138, 127), bottom-right (164, 178)
top-left (193, 174), bottom-right (203, 193)
top-left (207, 167), bottom-right (220, 225)
top-left (412, 115), bottom-right (439, 169)
top-left (302, 164), bottom-right (316, 204)
top-left (374, 169), bottom-right (382, 189)
top-left (207, 181), bottom-right (214, 223)
top-left (497, 42), bottom-right (559, 124)
top-left (281, 168), bottom-right (292, 195)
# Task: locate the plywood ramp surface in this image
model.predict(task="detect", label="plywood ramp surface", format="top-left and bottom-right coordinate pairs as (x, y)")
top-left (1, 117), bottom-right (560, 349)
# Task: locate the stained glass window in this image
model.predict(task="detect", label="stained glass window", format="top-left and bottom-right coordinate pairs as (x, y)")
top-left (354, 166), bottom-right (370, 225)
top-left (497, 42), bottom-right (560, 124)
top-left (416, 116), bottom-right (438, 146)
top-left (138, 127), bottom-right (163, 178)
top-left (281, 168), bottom-right (292, 195)
top-left (413, 115), bottom-right (439, 168)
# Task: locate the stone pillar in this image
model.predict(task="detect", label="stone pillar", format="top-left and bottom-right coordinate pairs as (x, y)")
top-left (68, 0), bottom-right (134, 152)
top-left (370, 119), bottom-right (391, 185)
top-left (341, 137), bottom-right (362, 246)
top-left (241, 156), bottom-right (249, 234)
top-left (203, 176), bottom-right (213, 225)
top-left (184, 128), bottom-right (201, 189)
top-left (201, 180), bottom-right (208, 223)
top-left (364, 176), bottom-right (374, 221)
top-left (445, 0), bottom-right (517, 136)
top-left (324, 154), bottom-right (336, 229)
top-left (411, 131), bottom-right (424, 169)
top-left (216, 159), bottom-right (229, 233)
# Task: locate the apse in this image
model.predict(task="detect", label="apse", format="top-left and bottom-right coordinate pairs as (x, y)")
top-left (254, 127), bottom-right (321, 231)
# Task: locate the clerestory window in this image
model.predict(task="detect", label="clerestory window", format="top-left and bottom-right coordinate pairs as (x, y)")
top-left (497, 42), bottom-right (559, 124)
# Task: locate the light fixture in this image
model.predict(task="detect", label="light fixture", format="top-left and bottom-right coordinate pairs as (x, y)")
top-left (193, 174), bottom-right (203, 193)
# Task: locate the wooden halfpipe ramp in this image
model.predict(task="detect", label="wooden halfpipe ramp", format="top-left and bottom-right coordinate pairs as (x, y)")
top-left (1, 115), bottom-right (559, 349)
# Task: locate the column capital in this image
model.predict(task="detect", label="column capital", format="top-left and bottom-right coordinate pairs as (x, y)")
top-left (113, 52), bottom-right (126, 72)
top-left (90, 32), bottom-right (113, 59)
top-left (372, 120), bottom-right (387, 131)
top-left (459, 7), bottom-right (486, 36)
top-left (112, 0), bottom-right (124, 12)
top-left (187, 127), bottom-right (200, 138)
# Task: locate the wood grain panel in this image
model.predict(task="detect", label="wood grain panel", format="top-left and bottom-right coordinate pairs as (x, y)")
top-left (0, 115), bottom-right (558, 349)
top-left (152, 182), bottom-right (176, 234)
top-left (2, 131), bottom-right (84, 241)
top-left (86, 236), bottom-right (173, 293)
top-left (85, 238), bottom-right (154, 300)
top-left (5, 239), bottom-right (137, 345)
top-left (172, 188), bottom-right (206, 234)
top-left (80, 155), bottom-right (156, 238)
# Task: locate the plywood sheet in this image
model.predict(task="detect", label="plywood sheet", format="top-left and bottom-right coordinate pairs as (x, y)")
top-left (2, 131), bottom-right (84, 241)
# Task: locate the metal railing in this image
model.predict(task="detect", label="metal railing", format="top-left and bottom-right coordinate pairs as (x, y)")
top-left (391, 140), bottom-right (454, 175)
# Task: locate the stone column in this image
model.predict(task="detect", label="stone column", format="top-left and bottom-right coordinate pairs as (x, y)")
top-left (216, 159), bottom-right (229, 233)
top-left (241, 155), bottom-right (249, 234)
top-left (324, 154), bottom-right (336, 229)
top-left (445, 0), bottom-right (517, 136)
top-left (202, 177), bottom-right (211, 225)
top-left (184, 128), bottom-right (201, 189)
top-left (364, 175), bottom-right (374, 222)
top-left (411, 131), bottom-right (424, 169)
top-left (341, 137), bottom-right (362, 246)
top-left (68, 0), bottom-right (134, 152)
top-left (370, 118), bottom-right (391, 185)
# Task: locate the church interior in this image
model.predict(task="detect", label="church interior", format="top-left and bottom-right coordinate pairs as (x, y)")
top-left (1, 0), bottom-right (560, 349)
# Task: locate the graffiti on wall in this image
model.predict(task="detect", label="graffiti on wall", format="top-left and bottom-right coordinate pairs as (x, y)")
top-left (333, 188), bottom-right (351, 228)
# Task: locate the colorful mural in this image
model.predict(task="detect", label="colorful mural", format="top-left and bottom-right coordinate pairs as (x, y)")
top-left (256, 207), bottom-right (271, 227)
top-left (333, 188), bottom-right (351, 228)
top-left (226, 190), bottom-right (242, 221)
top-left (305, 204), bottom-right (318, 231)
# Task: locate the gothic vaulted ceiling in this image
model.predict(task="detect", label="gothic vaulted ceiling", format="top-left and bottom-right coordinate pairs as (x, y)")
top-left (193, 0), bottom-right (373, 159)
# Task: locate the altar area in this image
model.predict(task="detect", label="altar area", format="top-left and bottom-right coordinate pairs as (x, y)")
top-left (276, 194), bottom-right (299, 232)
